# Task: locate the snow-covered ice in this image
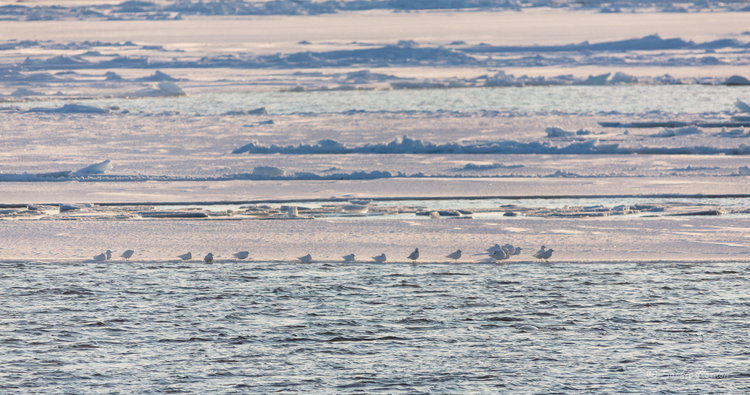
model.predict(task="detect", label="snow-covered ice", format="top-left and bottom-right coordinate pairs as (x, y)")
top-left (2, 5), bottom-right (750, 265)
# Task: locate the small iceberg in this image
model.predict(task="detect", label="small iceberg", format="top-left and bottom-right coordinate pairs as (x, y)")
top-left (74, 159), bottom-right (113, 175)
top-left (724, 75), bottom-right (750, 86)
top-left (129, 82), bottom-right (186, 97)
top-left (342, 204), bottom-right (368, 214)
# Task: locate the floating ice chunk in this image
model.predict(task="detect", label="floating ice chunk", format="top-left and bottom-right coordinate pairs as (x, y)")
top-left (252, 166), bottom-right (285, 177)
top-left (105, 71), bottom-right (125, 81)
top-left (484, 71), bottom-right (519, 87)
top-left (610, 72), bottom-right (638, 84)
top-left (136, 70), bottom-right (179, 82)
top-left (11, 88), bottom-right (45, 97)
top-left (342, 204), bottom-right (368, 214)
top-left (397, 40), bottom-right (419, 47)
top-left (578, 73), bottom-right (610, 85)
top-left (545, 127), bottom-right (575, 137)
top-left (130, 82), bottom-right (186, 97)
top-left (75, 159), bottom-right (112, 175)
top-left (650, 126), bottom-right (702, 138)
top-left (157, 82), bottom-right (185, 95)
top-left (58, 203), bottom-right (80, 212)
top-left (724, 75), bottom-right (750, 86)
top-left (26, 104), bottom-right (108, 114)
top-left (550, 170), bottom-right (580, 178)
top-left (735, 100), bottom-right (750, 114)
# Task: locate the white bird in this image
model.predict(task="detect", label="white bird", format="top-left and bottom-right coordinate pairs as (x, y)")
top-left (94, 252), bottom-right (107, 262)
top-left (512, 247), bottom-right (522, 256)
top-left (487, 244), bottom-right (502, 253)
top-left (408, 248), bottom-right (419, 263)
top-left (120, 250), bottom-right (135, 260)
top-left (105, 250), bottom-right (112, 260)
top-left (446, 249), bottom-right (462, 262)
top-left (233, 251), bottom-right (250, 260)
top-left (492, 249), bottom-right (508, 261)
top-left (343, 254), bottom-right (356, 263)
top-left (537, 245), bottom-right (547, 255)
top-left (178, 252), bottom-right (192, 261)
top-left (504, 244), bottom-right (516, 256)
top-left (298, 254), bottom-right (313, 263)
top-left (372, 253), bottom-right (387, 263)
top-left (534, 249), bottom-right (554, 262)
top-left (204, 253), bottom-right (214, 264)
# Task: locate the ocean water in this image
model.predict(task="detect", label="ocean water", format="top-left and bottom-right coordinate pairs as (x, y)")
top-left (15, 85), bottom-right (750, 115)
top-left (1, 260), bottom-right (747, 393)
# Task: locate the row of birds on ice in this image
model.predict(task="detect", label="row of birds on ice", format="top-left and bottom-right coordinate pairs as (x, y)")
top-left (93, 245), bottom-right (554, 263)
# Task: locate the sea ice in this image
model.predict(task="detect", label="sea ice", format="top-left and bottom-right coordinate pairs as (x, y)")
top-left (74, 160), bottom-right (113, 175)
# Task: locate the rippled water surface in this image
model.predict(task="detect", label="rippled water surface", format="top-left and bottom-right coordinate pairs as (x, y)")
top-left (15, 85), bottom-right (750, 115)
top-left (2, 261), bottom-right (748, 393)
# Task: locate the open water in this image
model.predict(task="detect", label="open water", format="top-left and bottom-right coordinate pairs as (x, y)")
top-left (1, 260), bottom-right (748, 393)
top-left (15, 85), bottom-right (750, 115)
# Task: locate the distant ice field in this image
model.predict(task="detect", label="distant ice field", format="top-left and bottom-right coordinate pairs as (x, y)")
top-left (13, 85), bottom-right (750, 115)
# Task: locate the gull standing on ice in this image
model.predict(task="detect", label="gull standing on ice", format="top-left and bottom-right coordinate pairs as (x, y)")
top-left (204, 253), bottom-right (214, 264)
top-left (233, 251), bottom-right (250, 260)
top-left (372, 253), bottom-right (387, 263)
top-left (94, 252), bottom-right (107, 262)
top-left (343, 254), bottom-right (356, 263)
top-left (105, 250), bottom-right (112, 260)
top-left (121, 250), bottom-right (135, 260)
top-left (537, 246), bottom-right (547, 255)
top-left (487, 244), bottom-right (502, 254)
top-left (533, 249), bottom-right (554, 262)
top-left (178, 252), bottom-right (192, 261)
top-left (512, 247), bottom-right (522, 256)
top-left (492, 249), bottom-right (508, 262)
top-left (298, 254), bottom-right (313, 263)
top-left (446, 249), bottom-right (462, 262)
top-left (408, 248), bottom-right (419, 263)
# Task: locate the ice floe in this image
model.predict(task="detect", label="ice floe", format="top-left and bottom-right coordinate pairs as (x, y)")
top-left (74, 160), bottom-right (113, 176)
top-left (232, 135), bottom-right (750, 156)
top-left (25, 104), bottom-right (109, 114)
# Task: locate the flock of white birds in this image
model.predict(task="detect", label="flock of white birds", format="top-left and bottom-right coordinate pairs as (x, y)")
top-left (91, 245), bottom-right (554, 264)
